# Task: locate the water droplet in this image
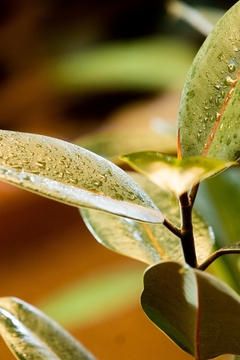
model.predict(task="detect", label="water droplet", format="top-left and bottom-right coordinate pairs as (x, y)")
top-left (226, 137), bottom-right (231, 145)
top-left (204, 106), bottom-right (210, 110)
top-left (220, 136), bottom-right (224, 143)
top-left (214, 84), bottom-right (221, 90)
top-left (204, 143), bottom-right (208, 149)
top-left (210, 133), bottom-right (214, 141)
top-left (225, 76), bottom-right (238, 85)
top-left (234, 133), bottom-right (238, 139)
top-left (70, 178), bottom-right (78, 185)
top-left (35, 161), bottom-right (46, 169)
top-left (220, 123), bottom-right (224, 131)
top-left (228, 60), bottom-right (236, 73)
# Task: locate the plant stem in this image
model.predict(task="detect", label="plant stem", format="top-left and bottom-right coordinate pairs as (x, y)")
top-left (198, 248), bottom-right (240, 271)
top-left (179, 192), bottom-right (197, 268)
top-left (163, 218), bottom-right (181, 238)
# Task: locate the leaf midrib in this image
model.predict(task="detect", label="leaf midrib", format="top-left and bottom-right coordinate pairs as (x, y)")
top-left (202, 69), bottom-right (240, 157)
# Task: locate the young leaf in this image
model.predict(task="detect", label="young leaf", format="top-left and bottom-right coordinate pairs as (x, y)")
top-left (178, 1), bottom-right (240, 161)
top-left (0, 297), bottom-right (97, 360)
top-left (141, 261), bottom-right (240, 360)
top-left (0, 130), bottom-right (163, 223)
top-left (121, 152), bottom-right (234, 195)
top-left (81, 173), bottom-right (213, 265)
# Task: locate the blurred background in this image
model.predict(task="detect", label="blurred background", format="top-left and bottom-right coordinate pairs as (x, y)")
top-left (0, 0), bottom-right (237, 359)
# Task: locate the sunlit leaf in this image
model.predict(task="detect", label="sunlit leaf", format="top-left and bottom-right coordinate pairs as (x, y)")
top-left (52, 37), bottom-right (196, 93)
top-left (178, 1), bottom-right (240, 161)
top-left (141, 261), bottom-right (240, 359)
top-left (0, 130), bottom-right (163, 223)
top-left (121, 152), bottom-right (234, 195)
top-left (0, 297), bottom-right (97, 360)
top-left (80, 173), bottom-right (213, 265)
top-left (75, 131), bottom-right (176, 165)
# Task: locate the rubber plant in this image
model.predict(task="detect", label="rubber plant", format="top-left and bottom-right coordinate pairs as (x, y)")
top-left (0, 1), bottom-right (240, 360)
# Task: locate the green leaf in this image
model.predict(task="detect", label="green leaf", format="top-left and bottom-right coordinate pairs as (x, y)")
top-left (75, 131), bottom-right (176, 165)
top-left (121, 152), bottom-right (234, 195)
top-left (178, 1), bottom-right (240, 161)
top-left (195, 165), bottom-right (240, 291)
top-left (52, 36), bottom-right (196, 93)
top-left (0, 297), bottom-right (97, 360)
top-left (80, 173), bottom-right (213, 265)
top-left (141, 261), bottom-right (240, 359)
top-left (0, 130), bottom-right (163, 223)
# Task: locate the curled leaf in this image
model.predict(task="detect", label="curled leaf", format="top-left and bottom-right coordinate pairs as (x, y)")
top-left (141, 261), bottom-right (240, 359)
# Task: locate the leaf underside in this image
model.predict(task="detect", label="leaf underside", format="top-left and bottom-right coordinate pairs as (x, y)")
top-left (81, 173), bottom-right (213, 265)
top-left (141, 261), bottom-right (240, 360)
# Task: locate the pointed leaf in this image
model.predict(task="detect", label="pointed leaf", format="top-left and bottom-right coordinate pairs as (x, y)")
top-left (0, 130), bottom-right (163, 223)
top-left (75, 131), bottom-right (176, 165)
top-left (141, 261), bottom-right (240, 359)
top-left (80, 173), bottom-right (213, 265)
top-left (0, 297), bottom-right (96, 360)
top-left (121, 151), bottom-right (234, 195)
top-left (178, 1), bottom-right (240, 161)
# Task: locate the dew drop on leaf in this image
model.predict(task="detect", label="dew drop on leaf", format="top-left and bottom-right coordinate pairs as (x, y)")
top-left (228, 59), bottom-right (236, 73)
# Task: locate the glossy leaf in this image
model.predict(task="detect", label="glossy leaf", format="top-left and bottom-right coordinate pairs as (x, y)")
top-left (121, 152), bottom-right (234, 195)
top-left (0, 130), bottom-right (163, 223)
top-left (141, 261), bottom-right (240, 359)
top-left (52, 37), bottom-right (196, 93)
top-left (75, 131), bottom-right (176, 165)
top-left (178, 1), bottom-right (240, 161)
top-left (80, 173), bottom-right (213, 265)
top-left (0, 297), bottom-right (96, 360)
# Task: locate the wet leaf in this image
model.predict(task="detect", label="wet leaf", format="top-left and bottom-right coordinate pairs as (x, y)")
top-left (141, 261), bottom-right (240, 359)
top-left (80, 173), bottom-right (213, 265)
top-left (121, 152), bottom-right (234, 195)
top-left (0, 130), bottom-right (163, 223)
top-left (178, 1), bottom-right (240, 161)
top-left (0, 297), bottom-right (96, 360)
top-left (75, 131), bottom-right (176, 165)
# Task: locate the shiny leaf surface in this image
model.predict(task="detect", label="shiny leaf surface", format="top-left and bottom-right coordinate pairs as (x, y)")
top-left (141, 261), bottom-right (240, 359)
top-left (0, 130), bottom-right (163, 223)
top-left (80, 173), bottom-right (213, 265)
top-left (178, 1), bottom-right (240, 161)
top-left (121, 152), bottom-right (234, 195)
top-left (0, 297), bottom-right (96, 360)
